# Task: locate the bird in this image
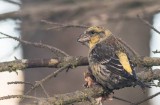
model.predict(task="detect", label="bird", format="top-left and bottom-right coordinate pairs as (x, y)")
top-left (77, 26), bottom-right (149, 91)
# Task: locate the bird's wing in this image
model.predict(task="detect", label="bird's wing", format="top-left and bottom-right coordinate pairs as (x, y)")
top-left (93, 43), bottom-right (136, 77)
top-left (116, 51), bottom-right (133, 75)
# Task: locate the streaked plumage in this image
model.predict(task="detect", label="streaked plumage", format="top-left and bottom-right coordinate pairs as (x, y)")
top-left (78, 26), bottom-right (148, 90)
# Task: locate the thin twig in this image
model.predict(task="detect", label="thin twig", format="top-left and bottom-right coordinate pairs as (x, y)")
top-left (41, 20), bottom-right (89, 30)
top-left (0, 37), bottom-right (9, 39)
top-left (0, 32), bottom-right (69, 57)
top-left (23, 65), bottom-right (69, 99)
top-left (137, 15), bottom-right (160, 35)
top-left (7, 81), bottom-right (34, 87)
top-left (38, 82), bottom-right (50, 98)
top-left (133, 92), bottom-right (160, 105)
top-left (113, 96), bottom-right (134, 104)
top-left (116, 37), bottom-right (139, 57)
top-left (0, 95), bottom-right (39, 101)
top-left (152, 50), bottom-right (160, 54)
top-left (2, 0), bottom-right (21, 5)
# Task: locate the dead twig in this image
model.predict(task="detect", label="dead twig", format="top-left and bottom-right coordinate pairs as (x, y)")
top-left (116, 37), bottom-right (139, 57)
top-left (0, 95), bottom-right (39, 101)
top-left (152, 50), bottom-right (160, 54)
top-left (2, 0), bottom-right (21, 5)
top-left (41, 20), bottom-right (88, 30)
top-left (0, 32), bottom-right (69, 57)
top-left (38, 81), bottom-right (50, 98)
top-left (133, 92), bottom-right (160, 105)
top-left (137, 15), bottom-right (160, 35)
top-left (23, 65), bottom-right (69, 100)
top-left (113, 96), bottom-right (134, 104)
top-left (7, 81), bottom-right (34, 87)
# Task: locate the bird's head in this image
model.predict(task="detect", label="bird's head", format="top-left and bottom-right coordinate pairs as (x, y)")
top-left (77, 26), bottom-right (112, 48)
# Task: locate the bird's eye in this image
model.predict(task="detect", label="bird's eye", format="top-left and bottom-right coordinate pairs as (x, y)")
top-left (90, 31), bottom-right (95, 35)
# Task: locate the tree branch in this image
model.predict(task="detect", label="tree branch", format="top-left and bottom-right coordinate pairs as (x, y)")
top-left (0, 56), bottom-right (88, 72)
top-left (0, 56), bottom-right (160, 72)
top-left (0, 32), bottom-right (69, 57)
top-left (3, 0), bottom-right (21, 5)
top-left (133, 91), bottom-right (160, 105)
top-left (0, 12), bottom-right (20, 20)
top-left (0, 69), bottom-right (160, 105)
top-left (152, 50), bottom-right (160, 54)
top-left (137, 15), bottom-right (160, 35)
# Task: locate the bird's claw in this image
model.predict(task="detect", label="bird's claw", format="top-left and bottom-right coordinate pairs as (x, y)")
top-left (83, 71), bottom-right (96, 88)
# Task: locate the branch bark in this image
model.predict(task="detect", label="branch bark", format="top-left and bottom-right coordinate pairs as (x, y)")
top-left (0, 56), bottom-right (160, 72)
top-left (0, 56), bottom-right (88, 72)
top-left (28, 69), bottom-right (160, 105)
top-left (1, 69), bottom-right (159, 105)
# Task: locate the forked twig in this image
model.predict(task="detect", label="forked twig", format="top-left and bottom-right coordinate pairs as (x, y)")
top-left (38, 81), bottom-right (50, 98)
top-left (23, 65), bottom-right (69, 100)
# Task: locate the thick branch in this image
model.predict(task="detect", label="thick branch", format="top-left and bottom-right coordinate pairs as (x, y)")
top-left (30, 69), bottom-right (160, 105)
top-left (0, 56), bottom-right (160, 72)
top-left (138, 69), bottom-right (160, 81)
top-left (1, 69), bottom-right (159, 105)
top-left (137, 57), bottom-right (160, 67)
top-left (0, 86), bottom-right (104, 105)
top-left (46, 86), bottom-right (104, 105)
top-left (0, 56), bottom-right (88, 72)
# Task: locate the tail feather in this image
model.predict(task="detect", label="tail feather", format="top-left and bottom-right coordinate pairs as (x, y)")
top-left (136, 80), bottom-right (151, 90)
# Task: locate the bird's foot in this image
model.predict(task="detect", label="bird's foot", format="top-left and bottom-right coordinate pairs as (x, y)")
top-left (95, 92), bottom-right (114, 105)
top-left (83, 71), bottom-right (96, 88)
top-left (95, 97), bottom-right (103, 105)
top-left (107, 92), bottom-right (114, 100)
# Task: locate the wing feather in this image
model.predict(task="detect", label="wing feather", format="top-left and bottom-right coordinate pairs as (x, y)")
top-left (90, 43), bottom-right (136, 78)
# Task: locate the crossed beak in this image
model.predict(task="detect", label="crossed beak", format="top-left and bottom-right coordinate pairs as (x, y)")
top-left (77, 34), bottom-right (91, 43)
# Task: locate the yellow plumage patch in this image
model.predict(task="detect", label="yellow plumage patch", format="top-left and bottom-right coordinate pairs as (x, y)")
top-left (116, 51), bottom-right (132, 75)
top-left (105, 30), bottom-right (112, 37)
top-left (87, 26), bottom-right (104, 33)
top-left (89, 35), bottom-right (100, 48)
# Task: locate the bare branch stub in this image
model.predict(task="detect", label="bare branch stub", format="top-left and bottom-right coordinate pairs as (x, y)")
top-left (152, 50), bottom-right (160, 54)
